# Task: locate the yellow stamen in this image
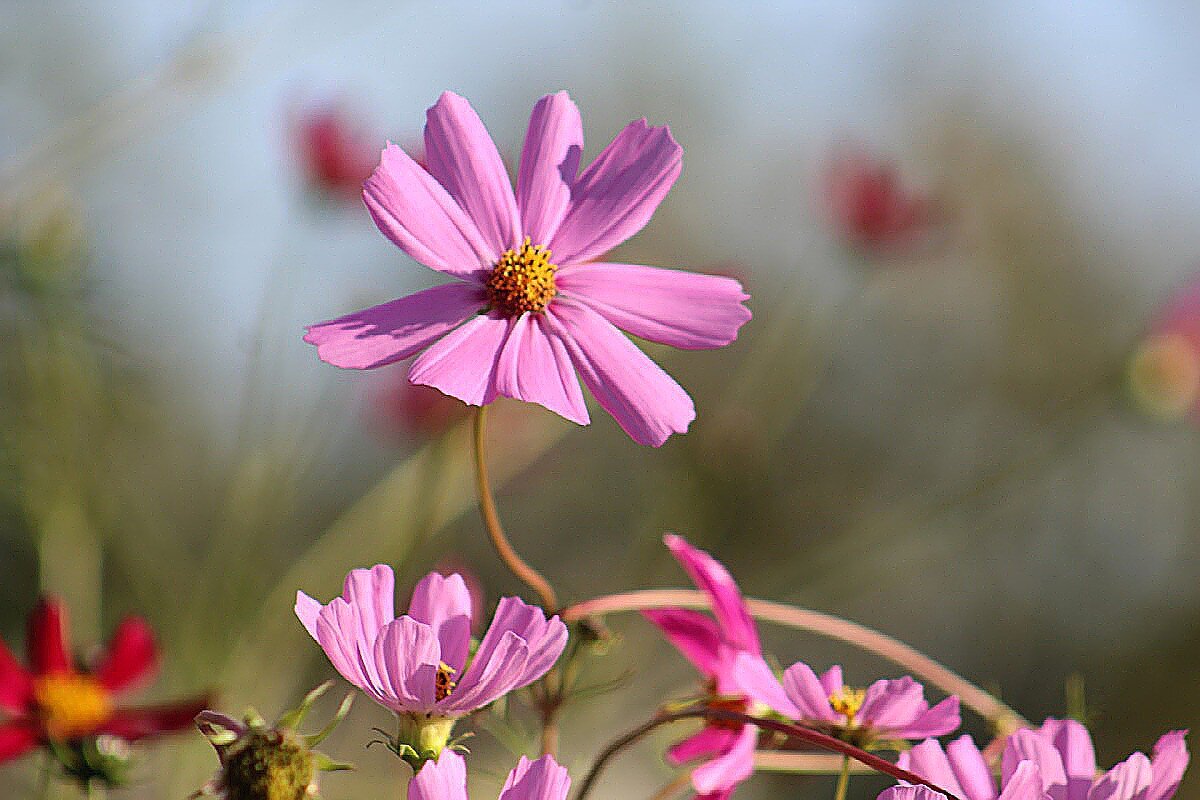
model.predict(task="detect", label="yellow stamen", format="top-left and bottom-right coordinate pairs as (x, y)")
top-left (33, 673), bottom-right (113, 739)
top-left (485, 236), bottom-right (558, 316)
top-left (435, 663), bottom-right (457, 701)
top-left (828, 686), bottom-right (866, 726)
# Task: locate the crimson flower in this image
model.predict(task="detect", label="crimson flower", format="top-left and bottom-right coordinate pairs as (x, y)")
top-left (293, 103), bottom-right (383, 202)
top-left (0, 596), bottom-right (210, 768)
top-left (824, 143), bottom-right (939, 258)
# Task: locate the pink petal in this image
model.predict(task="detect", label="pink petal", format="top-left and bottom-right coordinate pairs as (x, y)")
top-left (372, 617), bottom-right (441, 712)
top-left (668, 726), bottom-right (739, 765)
top-left (28, 597), bottom-right (71, 675)
top-left (408, 572), bottom-right (474, 673)
top-left (440, 630), bottom-right (529, 712)
top-left (1145, 730), bottom-right (1188, 800)
top-left (547, 298), bottom-right (694, 446)
top-left (899, 740), bottom-right (968, 800)
top-left (364, 142), bottom-right (494, 278)
top-left (1005, 729), bottom-right (1068, 800)
top-left (424, 92), bottom-right (521, 259)
top-left (1088, 753), bottom-right (1153, 800)
top-left (494, 311), bottom-right (589, 424)
top-left (898, 696), bottom-right (961, 739)
top-left (0, 720), bottom-right (39, 764)
top-left (819, 665), bottom-right (844, 698)
top-left (517, 92), bottom-right (583, 246)
top-left (557, 262), bottom-right (751, 349)
top-left (94, 617), bottom-right (158, 693)
top-left (1040, 719), bottom-right (1097, 800)
top-left (879, 789), bottom-right (951, 800)
top-left (409, 749), bottom-right (469, 800)
top-left (642, 608), bottom-right (724, 678)
top-left (295, 592), bottom-right (323, 640)
top-left (1000, 761), bottom-right (1050, 800)
top-left (690, 724), bottom-right (757, 796)
top-left (408, 311), bottom-right (512, 406)
top-left (499, 754), bottom-right (572, 800)
top-left (0, 640), bottom-right (32, 714)
top-left (781, 662), bottom-right (839, 722)
top-left (946, 735), bottom-right (1001, 800)
top-left (732, 652), bottom-right (800, 718)
top-left (341, 564), bottom-right (398, 647)
top-left (550, 119), bottom-right (682, 265)
top-left (304, 283), bottom-right (486, 370)
top-left (662, 535), bottom-right (759, 654)
top-left (313, 598), bottom-right (385, 703)
top-left (859, 677), bottom-right (927, 732)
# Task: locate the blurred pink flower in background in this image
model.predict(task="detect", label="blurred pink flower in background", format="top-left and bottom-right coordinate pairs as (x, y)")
top-left (291, 101), bottom-right (381, 202)
top-left (1128, 274), bottom-right (1200, 422)
top-left (823, 143), bottom-right (941, 258)
top-left (408, 750), bottom-right (570, 800)
top-left (370, 363), bottom-right (469, 441)
top-left (305, 90), bottom-right (752, 446)
top-left (899, 719), bottom-right (1188, 800)
top-left (643, 535), bottom-right (794, 800)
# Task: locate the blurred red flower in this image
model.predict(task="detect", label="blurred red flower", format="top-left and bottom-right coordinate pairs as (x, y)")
top-left (292, 103), bottom-right (385, 201)
top-left (1129, 274), bottom-right (1200, 422)
top-left (0, 596), bottom-right (210, 765)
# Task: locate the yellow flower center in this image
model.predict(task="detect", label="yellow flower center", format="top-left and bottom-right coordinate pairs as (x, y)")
top-left (485, 237), bottom-right (558, 316)
top-left (828, 686), bottom-right (866, 727)
top-left (33, 673), bottom-right (113, 739)
top-left (435, 663), bottom-right (457, 702)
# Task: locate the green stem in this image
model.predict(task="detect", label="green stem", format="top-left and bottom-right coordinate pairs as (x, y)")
top-left (833, 755), bottom-right (851, 800)
top-left (471, 406), bottom-right (558, 611)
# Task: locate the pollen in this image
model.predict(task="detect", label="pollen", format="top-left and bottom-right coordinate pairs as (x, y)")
top-left (485, 237), bottom-right (558, 316)
top-left (33, 673), bottom-right (113, 740)
top-left (828, 686), bottom-right (866, 726)
top-left (435, 663), bottom-right (457, 702)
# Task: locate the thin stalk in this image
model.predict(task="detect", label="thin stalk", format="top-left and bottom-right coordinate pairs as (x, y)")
top-left (573, 707), bottom-right (962, 800)
top-left (471, 406), bottom-right (557, 611)
top-left (562, 590), bottom-right (1027, 731)
top-left (833, 755), bottom-right (851, 800)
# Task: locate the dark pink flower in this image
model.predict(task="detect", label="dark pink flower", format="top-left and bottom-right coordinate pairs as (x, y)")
top-left (293, 104), bottom-right (382, 201)
top-left (0, 597), bottom-right (210, 766)
top-left (304, 91), bottom-right (751, 446)
top-left (409, 749), bottom-right (570, 800)
top-left (898, 719), bottom-right (1189, 800)
top-left (824, 144), bottom-right (939, 257)
top-left (643, 535), bottom-right (790, 799)
top-left (1129, 274), bottom-right (1200, 422)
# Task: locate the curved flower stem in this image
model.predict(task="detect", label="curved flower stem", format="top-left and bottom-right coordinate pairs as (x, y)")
top-left (573, 708), bottom-right (962, 800)
top-left (471, 405), bottom-right (558, 611)
top-left (562, 590), bottom-right (1028, 731)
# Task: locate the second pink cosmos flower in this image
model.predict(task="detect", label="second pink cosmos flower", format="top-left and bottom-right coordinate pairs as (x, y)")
top-left (304, 91), bottom-right (752, 446)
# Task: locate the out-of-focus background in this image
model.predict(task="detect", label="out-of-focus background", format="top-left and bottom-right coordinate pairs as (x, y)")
top-left (2, 2), bottom-right (1199, 797)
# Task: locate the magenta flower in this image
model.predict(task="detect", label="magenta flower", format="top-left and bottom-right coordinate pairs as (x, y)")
top-left (1129, 273), bottom-right (1200, 422)
top-left (898, 720), bottom-right (1189, 800)
top-left (295, 566), bottom-right (566, 762)
top-left (409, 750), bottom-right (570, 800)
top-left (643, 534), bottom-right (791, 799)
top-left (739, 658), bottom-right (959, 748)
top-left (304, 91), bottom-right (751, 447)
top-left (878, 761), bottom-right (1047, 800)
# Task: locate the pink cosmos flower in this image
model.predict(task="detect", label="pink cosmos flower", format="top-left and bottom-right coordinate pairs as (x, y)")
top-left (643, 534), bottom-right (792, 800)
top-left (1128, 273), bottom-right (1200, 422)
top-left (877, 761), bottom-right (1047, 800)
top-left (295, 566), bottom-right (566, 757)
top-left (898, 720), bottom-right (1189, 800)
top-left (823, 143), bottom-right (940, 258)
top-left (737, 658), bottom-right (960, 749)
top-left (304, 91), bottom-right (752, 447)
top-left (408, 750), bottom-right (570, 800)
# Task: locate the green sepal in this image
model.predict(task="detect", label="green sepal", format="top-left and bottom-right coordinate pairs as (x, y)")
top-left (313, 752), bottom-right (355, 772)
top-left (304, 692), bottom-right (354, 747)
top-left (279, 680), bottom-right (333, 731)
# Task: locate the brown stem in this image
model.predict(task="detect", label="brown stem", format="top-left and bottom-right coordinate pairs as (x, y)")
top-left (562, 590), bottom-right (1028, 730)
top-left (573, 708), bottom-right (963, 800)
top-left (471, 405), bottom-right (558, 611)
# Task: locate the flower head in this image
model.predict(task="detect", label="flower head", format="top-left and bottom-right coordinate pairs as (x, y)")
top-left (643, 535), bottom-right (790, 800)
top-left (1129, 273), bottom-right (1200, 422)
top-left (760, 660), bottom-right (960, 748)
top-left (898, 720), bottom-right (1189, 800)
top-left (824, 143), bottom-right (940, 258)
top-left (295, 566), bottom-right (567, 766)
top-left (877, 760), bottom-right (1047, 800)
top-left (0, 596), bottom-right (211, 785)
top-left (409, 749), bottom-right (570, 800)
top-left (304, 91), bottom-right (752, 446)
top-left (192, 683), bottom-right (354, 800)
